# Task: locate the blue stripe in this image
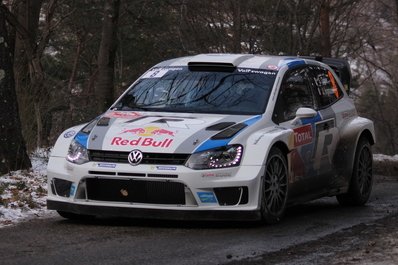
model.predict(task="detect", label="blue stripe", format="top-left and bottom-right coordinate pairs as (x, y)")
top-left (75, 132), bottom-right (89, 148)
top-left (286, 59), bottom-right (305, 68)
top-left (301, 112), bottom-right (322, 125)
top-left (195, 139), bottom-right (231, 153)
top-left (195, 115), bottom-right (262, 153)
top-left (244, 115), bottom-right (262, 126)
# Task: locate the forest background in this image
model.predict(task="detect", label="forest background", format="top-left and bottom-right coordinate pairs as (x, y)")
top-left (0, 0), bottom-right (397, 173)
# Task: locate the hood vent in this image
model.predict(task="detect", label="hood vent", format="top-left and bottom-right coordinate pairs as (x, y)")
top-left (211, 123), bottom-right (247, 140)
top-left (97, 117), bottom-right (110, 126)
top-left (206, 122), bottom-right (236, 131)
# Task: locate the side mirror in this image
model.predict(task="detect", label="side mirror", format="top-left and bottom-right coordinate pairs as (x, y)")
top-left (291, 107), bottom-right (317, 125)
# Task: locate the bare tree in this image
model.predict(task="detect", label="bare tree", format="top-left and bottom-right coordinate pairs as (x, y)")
top-left (95, 0), bottom-right (121, 113)
top-left (0, 0), bottom-right (31, 174)
top-left (320, 0), bottom-right (331, 57)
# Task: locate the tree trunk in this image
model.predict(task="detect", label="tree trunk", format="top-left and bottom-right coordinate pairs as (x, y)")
top-left (0, 3), bottom-right (31, 174)
top-left (95, 0), bottom-right (121, 113)
top-left (11, 0), bottom-right (44, 149)
top-left (320, 0), bottom-right (332, 57)
top-left (231, 0), bottom-right (242, 53)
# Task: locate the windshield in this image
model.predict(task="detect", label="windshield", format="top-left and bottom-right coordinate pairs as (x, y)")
top-left (113, 66), bottom-right (277, 115)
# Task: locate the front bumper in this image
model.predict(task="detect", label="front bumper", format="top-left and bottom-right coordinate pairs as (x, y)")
top-left (47, 200), bottom-right (262, 221)
top-left (47, 156), bottom-right (264, 220)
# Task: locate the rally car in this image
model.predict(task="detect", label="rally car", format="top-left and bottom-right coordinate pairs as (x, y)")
top-left (47, 54), bottom-right (375, 223)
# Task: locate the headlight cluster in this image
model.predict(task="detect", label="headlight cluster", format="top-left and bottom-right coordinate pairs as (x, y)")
top-left (186, 145), bottom-right (243, 170)
top-left (66, 139), bottom-right (89, 164)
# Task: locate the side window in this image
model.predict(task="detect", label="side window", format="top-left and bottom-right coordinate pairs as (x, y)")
top-left (309, 66), bottom-right (343, 108)
top-left (273, 67), bottom-right (315, 123)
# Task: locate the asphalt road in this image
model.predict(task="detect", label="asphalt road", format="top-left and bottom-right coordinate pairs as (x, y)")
top-left (1, 176), bottom-right (397, 265)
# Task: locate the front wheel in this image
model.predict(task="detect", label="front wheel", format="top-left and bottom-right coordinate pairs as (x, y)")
top-left (261, 147), bottom-right (289, 224)
top-left (337, 137), bottom-right (373, 206)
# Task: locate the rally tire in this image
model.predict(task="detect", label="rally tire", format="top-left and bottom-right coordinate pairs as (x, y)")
top-left (261, 147), bottom-right (289, 224)
top-left (337, 137), bottom-right (373, 206)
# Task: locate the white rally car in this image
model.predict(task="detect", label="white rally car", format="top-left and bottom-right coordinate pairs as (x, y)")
top-left (47, 54), bottom-right (375, 223)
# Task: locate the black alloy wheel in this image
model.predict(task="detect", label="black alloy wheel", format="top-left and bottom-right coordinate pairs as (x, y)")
top-left (261, 147), bottom-right (288, 224)
top-left (337, 137), bottom-right (373, 206)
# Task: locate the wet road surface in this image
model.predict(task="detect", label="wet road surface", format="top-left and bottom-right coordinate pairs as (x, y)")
top-left (0, 176), bottom-right (397, 265)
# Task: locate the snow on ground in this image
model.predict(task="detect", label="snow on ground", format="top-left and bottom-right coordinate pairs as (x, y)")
top-left (373, 153), bottom-right (398, 162)
top-left (0, 152), bottom-right (397, 228)
top-left (0, 148), bottom-right (54, 228)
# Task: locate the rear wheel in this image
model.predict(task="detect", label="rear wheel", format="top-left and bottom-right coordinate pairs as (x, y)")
top-left (261, 147), bottom-right (289, 224)
top-left (57, 211), bottom-right (94, 221)
top-left (337, 137), bottom-right (373, 206)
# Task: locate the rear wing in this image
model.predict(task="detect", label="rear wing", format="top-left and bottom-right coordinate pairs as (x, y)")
top-left (302, 56), bottom-right (352, 95)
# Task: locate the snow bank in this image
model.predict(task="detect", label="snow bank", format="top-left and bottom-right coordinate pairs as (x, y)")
top-left (0, 148), bottom-right (53, 228)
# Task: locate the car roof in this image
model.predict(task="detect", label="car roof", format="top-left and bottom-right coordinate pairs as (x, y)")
top-left (154, 53), bottom-right (323, 71)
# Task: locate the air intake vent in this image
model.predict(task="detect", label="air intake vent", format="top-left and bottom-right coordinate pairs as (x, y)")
top-left (188, 62), bottom-right (236, 72)
top-left (86, 178), bottom-right (185, 205)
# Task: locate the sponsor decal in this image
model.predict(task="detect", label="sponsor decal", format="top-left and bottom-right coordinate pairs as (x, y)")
top-left (237, 68), bottom-right (276, 75)
top-left (314, 125), bottom-right (339, 171)
top-left (121, 126), bottom-right (175, 137)
top-left (293, 124), bottom-right (313, 147)
top-left (141, 67), bottom-right (183, 79)
top-left (111, 137), bottom-right (173, 148)
top-left (69, 184), bottom-right (76, 197)
top-left (197, 192), bottom-right (218, 203)
top-left (113, 126), bottom-right (175, 148)
top-left (105, 111), bottom-right (141, 119)
top-left (97, 163), bottom-right (117, 168)
top-left (156, 166), bottom-right (177, 171)
top-left (267, 65), bottom-right (279, 70)
top-left (202, 172), bottom-right (232, 178)
top-left (63, 130), bottom-right (76, 138)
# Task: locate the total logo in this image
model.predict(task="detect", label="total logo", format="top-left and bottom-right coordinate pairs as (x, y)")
top-left (293, 124), bottom-right (313, 147)
top-left (111, 126), bottom-right (175, 148)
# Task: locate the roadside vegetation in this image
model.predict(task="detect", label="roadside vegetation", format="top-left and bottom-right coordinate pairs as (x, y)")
top-left (1, 0), bottom-right (398, 173)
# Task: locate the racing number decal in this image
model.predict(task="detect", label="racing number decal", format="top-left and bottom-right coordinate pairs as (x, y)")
top-left (314, 119), bottom-right (339, 171)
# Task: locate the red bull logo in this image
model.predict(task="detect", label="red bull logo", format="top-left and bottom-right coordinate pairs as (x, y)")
top-left (115, 126), bottom-right (175, 148)
top-left (111, 137), bottom-right (173, 148)
top-left (120, 126), bottom-right (175, 137)
top-left (152, 129), bottom-right (175, 136)
top-left (120, 128), bottom-right (146, 135)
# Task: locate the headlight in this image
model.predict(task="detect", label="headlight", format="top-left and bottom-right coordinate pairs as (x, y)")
top-left (66, 139), bottom-right (89, 164)
top-left (186, 145), bottom-right (243, 170)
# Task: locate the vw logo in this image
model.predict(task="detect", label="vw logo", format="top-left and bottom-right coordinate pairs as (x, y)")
top-left (128, 150), bottom-right (143, 166)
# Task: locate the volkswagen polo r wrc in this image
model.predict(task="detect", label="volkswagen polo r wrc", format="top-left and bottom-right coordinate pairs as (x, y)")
top-left (47, 54), bottom-right (375, 223)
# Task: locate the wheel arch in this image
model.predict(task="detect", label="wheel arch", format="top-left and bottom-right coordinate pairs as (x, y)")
top-left (335, 118), bottom-right (375, 190)
top-left (357, 129), bottom-right (375, 146)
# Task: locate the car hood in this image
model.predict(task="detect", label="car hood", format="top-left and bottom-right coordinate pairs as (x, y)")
top-left (85, 110), bottom-right (261, 153)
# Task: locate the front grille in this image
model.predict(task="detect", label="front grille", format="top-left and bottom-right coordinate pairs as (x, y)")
top-left (85, 178), bottom-right (186, 205)
top-left (89, 150), bottom-right (189, 165)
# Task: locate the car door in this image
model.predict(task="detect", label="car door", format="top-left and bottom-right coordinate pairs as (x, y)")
top-left (272, 66), bottom-right (321, 198)
top-left (307, 65), bottom-right (344, 192)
